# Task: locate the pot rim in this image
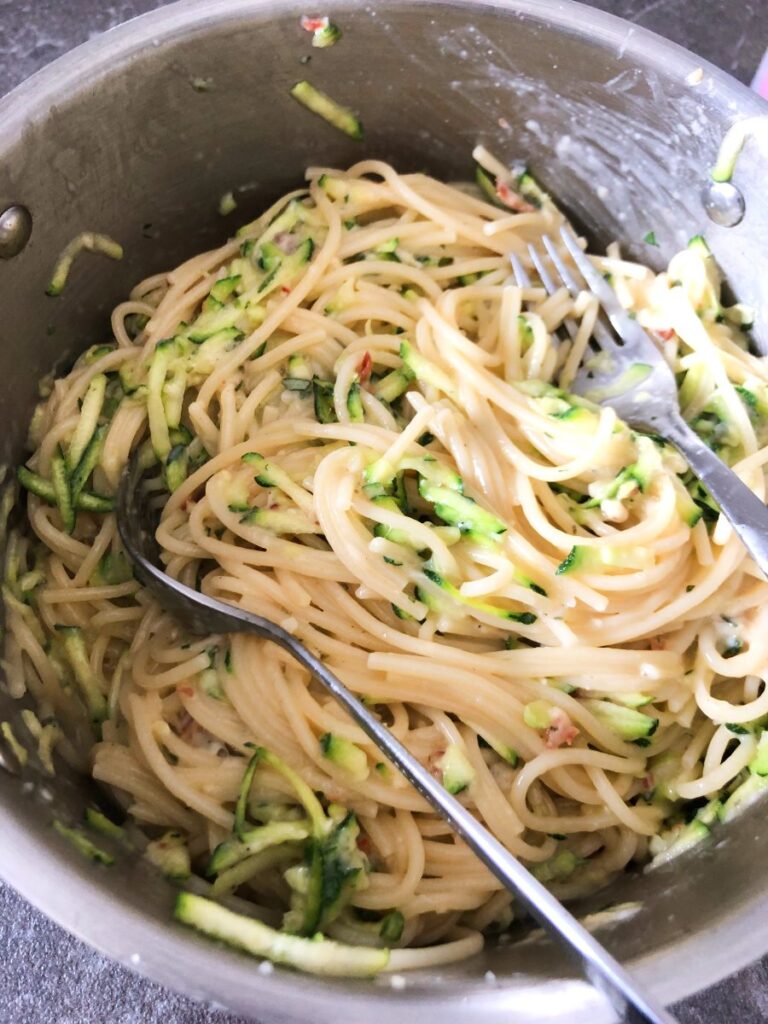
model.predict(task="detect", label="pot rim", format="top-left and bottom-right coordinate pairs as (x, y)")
top-left (1, 1), bottom-right (767, 1020)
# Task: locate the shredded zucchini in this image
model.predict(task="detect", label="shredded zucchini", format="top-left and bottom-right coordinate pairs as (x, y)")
top-left (290, 81), bottom-right (363, 140)
top-left (46, 232), bottom-right (123, 297)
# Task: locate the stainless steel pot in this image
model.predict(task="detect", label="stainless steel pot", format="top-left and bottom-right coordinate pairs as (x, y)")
top-left (1, 2), bottom-right (767, 1021)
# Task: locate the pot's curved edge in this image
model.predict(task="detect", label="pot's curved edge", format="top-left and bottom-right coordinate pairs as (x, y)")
top-left (1, 0), bottom-right (767, 136)
top-left (0, 0), bottom-right (767, 1019)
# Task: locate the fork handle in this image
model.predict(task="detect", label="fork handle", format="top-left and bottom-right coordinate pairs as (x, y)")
top-left (666, 413), bottom-right (768, 577)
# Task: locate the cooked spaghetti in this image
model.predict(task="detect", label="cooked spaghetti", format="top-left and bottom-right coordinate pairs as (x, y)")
top-left (5, 153), bottom-right (768, 975)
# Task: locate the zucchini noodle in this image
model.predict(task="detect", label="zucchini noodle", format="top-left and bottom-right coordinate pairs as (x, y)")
top-left (6, 155), bottom-right (768, 975)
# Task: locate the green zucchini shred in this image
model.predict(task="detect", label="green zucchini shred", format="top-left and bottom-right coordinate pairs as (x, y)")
top-left (46, 233), bottom-right (123, 298)
top-left (146, 830), bottom-right (192, 880)
top-left (84, 807), bottom-right (126, 841)
top-left (313, 377), bottom-right (337, 423)
top-left (0, 721), bottom-right (27, 766)
top-left (379, 909), bottom-right (405, 942)
top-left (174, 892), bottom-right (388, 976)
top-left (290, 81), bottom-right (363, 140)
top-left (54, 624), bottom-right (108, 725)
top-left (51, 451), bottom-right (75, 534)
top-left (311, 20), bottom-right (342, 48)
top-left (53, 819), bottom-right (114, 866)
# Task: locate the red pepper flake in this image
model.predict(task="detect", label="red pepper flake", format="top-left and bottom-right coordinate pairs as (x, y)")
top-left (178, 685), bottom-right (194, 698)
top-left (358, 350), bottom-right (372, 385)
top-left (656, 328), bottom-right (675, 341)
top-left (300, 15), bottom-right (328, 32)
top-left (496, 180), bottom-right (536, 214)
top-left (280, 285), bottom-right (292, 294)
top-left (356, 835), bottom-right (373, 854)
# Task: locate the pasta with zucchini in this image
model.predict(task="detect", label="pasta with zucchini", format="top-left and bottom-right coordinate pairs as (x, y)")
top-left (4, 151), bottom-right (768, 975)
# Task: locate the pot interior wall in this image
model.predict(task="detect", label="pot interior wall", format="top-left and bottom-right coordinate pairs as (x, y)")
top-left (0, 2), bottom-right (767, 1021)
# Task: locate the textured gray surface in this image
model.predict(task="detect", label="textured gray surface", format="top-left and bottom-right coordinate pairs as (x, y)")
top-left (0, 884), bottom-right (245, 1024)
top-left (0, 1), bottom-right (767, 1022)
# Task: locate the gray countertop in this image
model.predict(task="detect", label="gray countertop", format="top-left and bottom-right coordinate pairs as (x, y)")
top-left (1, 2), bottom-right (767, 1022)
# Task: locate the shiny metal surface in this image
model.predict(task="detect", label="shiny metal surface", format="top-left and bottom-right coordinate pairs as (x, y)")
top-left (0, 204), bottom-right (32, 259)
top-left (118, 456), bottom-right (676, 1024)
top-left (701, 180), bottom-right (746, 227)
top-left (1, 2), bottom-right (768, 1022)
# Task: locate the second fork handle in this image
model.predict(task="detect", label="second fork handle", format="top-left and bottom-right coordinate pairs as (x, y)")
top-left (666, 412), bottom-right (768, 578)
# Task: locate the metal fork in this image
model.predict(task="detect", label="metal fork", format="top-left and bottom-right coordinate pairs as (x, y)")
top-left (512, 226), bottom-right (768, 579)
top-left (117, 450), bottom-right (675, 1024)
